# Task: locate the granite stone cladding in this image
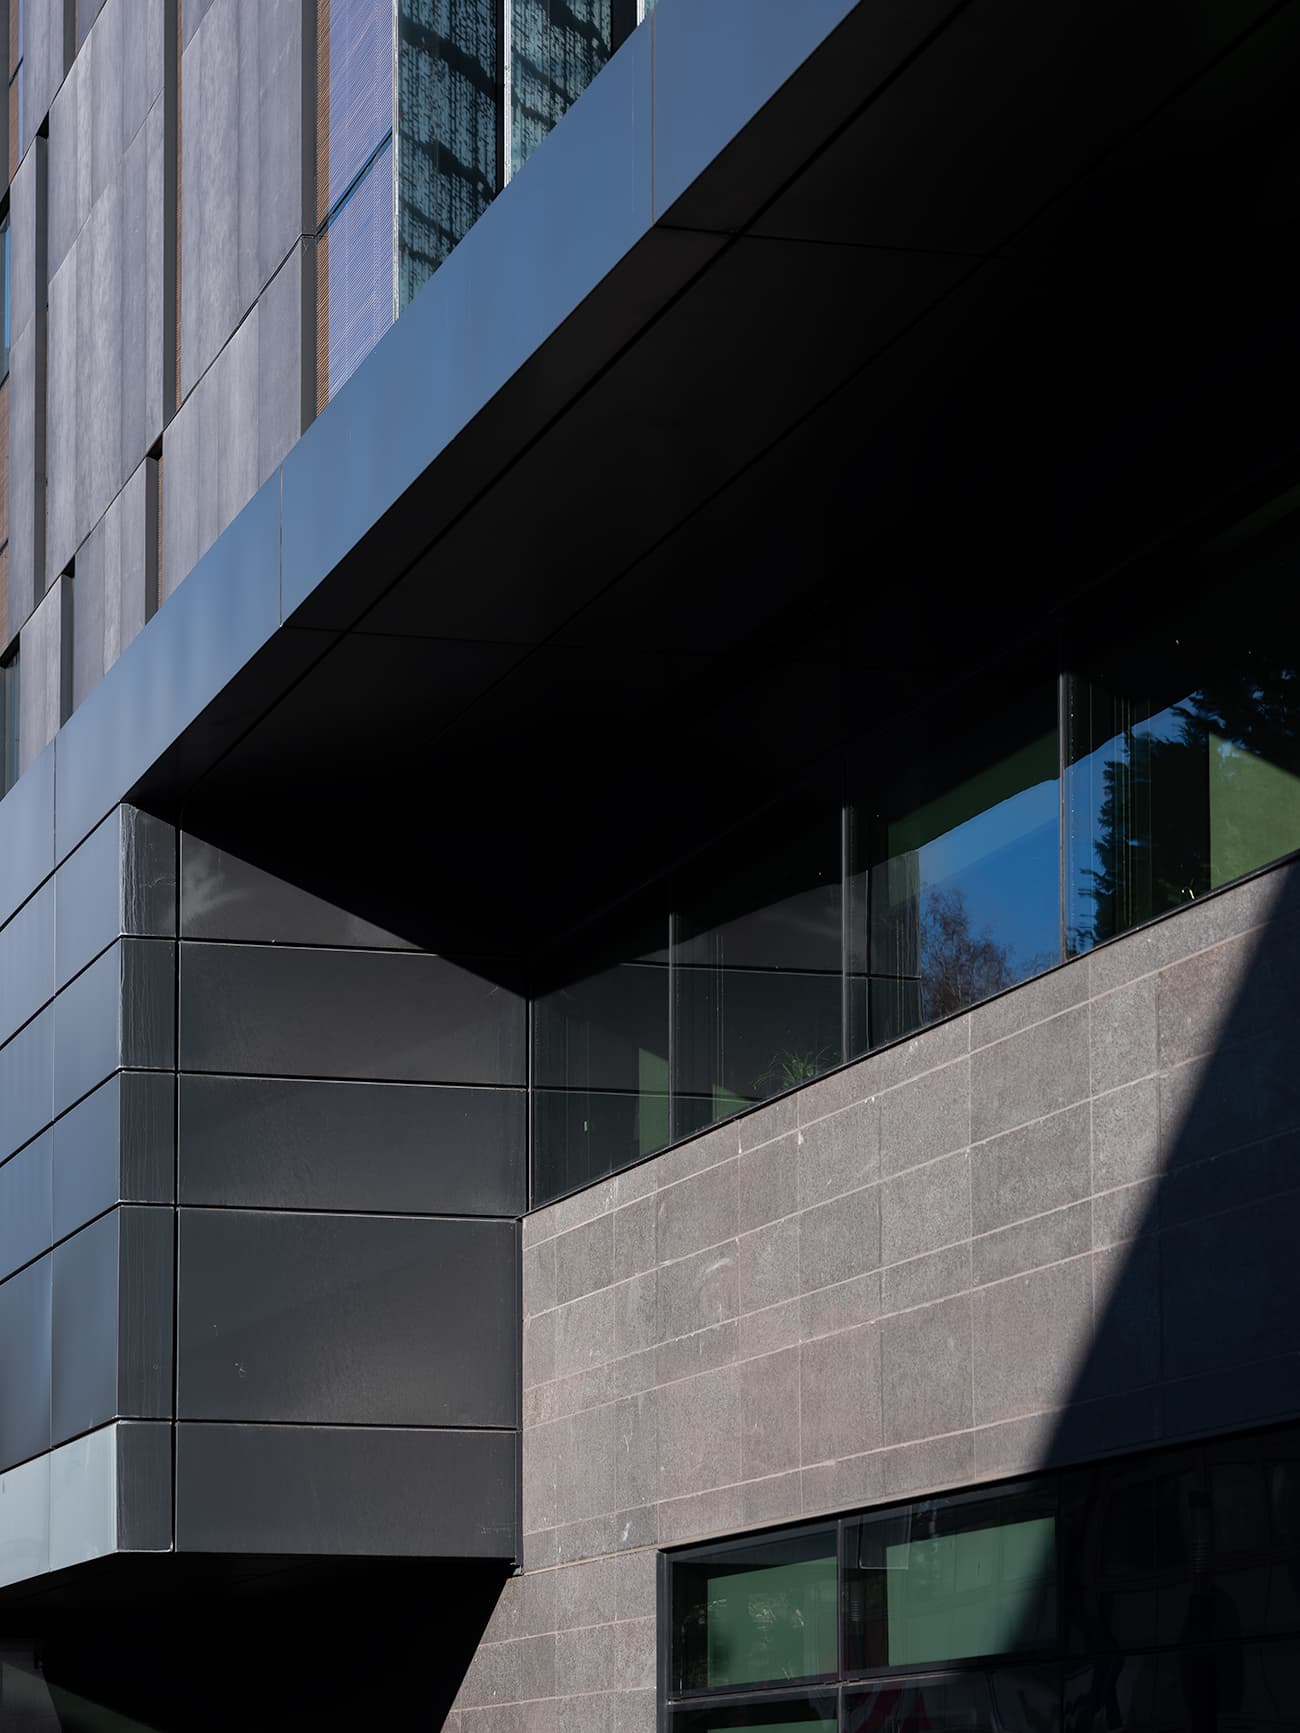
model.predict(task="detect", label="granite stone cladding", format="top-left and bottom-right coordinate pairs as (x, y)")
top-left (448, 857), bottom-right (1300, 1730)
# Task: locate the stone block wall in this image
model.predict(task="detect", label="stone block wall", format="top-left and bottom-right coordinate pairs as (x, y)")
top-left (447, 855), bottom-right (1300, 1732)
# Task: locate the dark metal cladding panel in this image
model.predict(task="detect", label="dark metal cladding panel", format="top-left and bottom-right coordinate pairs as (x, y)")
top-left (0, 880), bottom-right (55, 1049)
top-left (0, 1007), bottom-right (55, 1163)
top-left (0, 745), bottom-right (55, 932)
top-left (55, 808), bottom-right (178, 992)
top-left (180, 833), bottom-right (412, 949)
top-left (177, 1210), bottom-right (518, 1428)
top-left (51, 939), bottom-right (176, 1120)
top-left (0, 1256), bottom-right (52, 1471)
top-left (52, 1071), bottom-right (176, 1244)
top-left (175, 1423), bottom-right (517, 1558)
top-left (0, 1131), bottom-right (53, 1280)
top-left (178, 1075), bottom-right (526, 1215)
top-left (178, 943), bottom-right (525, 1085)
top-left (115, 1420), bottom-right (174, 1553)
top-left (51, 1212), bottom-right (119, 1447)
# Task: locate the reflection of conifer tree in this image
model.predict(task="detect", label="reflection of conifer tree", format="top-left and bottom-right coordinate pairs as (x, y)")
top-left (918, 888), bottom-right (1017, 1020)
top-left (1076, 666), bottom-right (1298, 949)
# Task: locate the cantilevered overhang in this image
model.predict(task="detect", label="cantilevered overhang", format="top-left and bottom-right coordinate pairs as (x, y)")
top-left (5, 0), bottom-right (1299, 951)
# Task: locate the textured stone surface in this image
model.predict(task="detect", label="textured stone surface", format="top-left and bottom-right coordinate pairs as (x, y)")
top-left (465, 861), bottom-right (1300, 1727)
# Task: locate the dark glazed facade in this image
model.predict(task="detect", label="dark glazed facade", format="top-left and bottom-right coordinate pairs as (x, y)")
top-left (0, 0), bottom-right (1299, 1727)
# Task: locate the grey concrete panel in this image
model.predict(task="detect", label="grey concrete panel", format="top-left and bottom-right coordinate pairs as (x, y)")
top-left (880, 1293), bottom-right (973, 1445)
top-left (180, 0), bottom-right (240, 397)
top-left (0, 1255), bottom-right (52, 1470)
top-left (123, 0), bottom-right (166, 149)
top-left (970, 1103), bottom-right (1091, 1237)
top-left (218, 303), bottom-right (261, 540)
top-left (0, 1006), bottom-right (53, 1162)
top-left (78, 0), bottom-right (107, 48)
top-left (239, 0), bottom-right (303, 310)
top-left (970, 1004), bottom-right (1090, 1143)
top-left (51, 1209), bottom-right (119, 1443)
top-left (182, 0), bottom-right (217, 48)
top-left (0, 1131), bottom-right (53, 1279)
top-left (121, 106), bottom-right (166, 479)
top-left (19, 579), bottom-right (70, 777)
top-left (110, 458), bottom-right (157, 664)
top-left (116, 1419), bottom-right (173, 1552)
top-left (45, 248), bottom-right (80, 587)
top-left (9, 145), bottom-right (41, 345)
top-left (0, 749), bottom-right (55, 931)
top-left (178, 942), bottom-right (526, 1085)
top-left (78, 180), bottom-right (126, 556)
top-left (0, 880), bottom-right (54, 1049)
top-left (21, 0), bottom-right (70, 156)
top-left (177, 1210), bottom-right (518, 1427)
top-left (53, 1070), bottom-right (175, 1241)
top-left (7, 321), bottom-right (40, 640)
top-left (52, 938), bottom-right (176, 1117)
top-left (178, 1075), bottom-right (526, 1215)
top-left (87, 0), bottom-right (124, 210)
top-left (175, 1423), bottom-right (517, 1557)
top-left (180, 830), bottom-right (411, 948)
top-left (71, 515), bottom-right (107, 711)
top-left (257, 243), bottom-right (305, 487)
top-left (47, 51), bottom-right (85, 283)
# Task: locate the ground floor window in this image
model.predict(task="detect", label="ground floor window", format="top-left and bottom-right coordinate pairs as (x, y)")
top-left (661, 1424), bottom-right (1300, 1731)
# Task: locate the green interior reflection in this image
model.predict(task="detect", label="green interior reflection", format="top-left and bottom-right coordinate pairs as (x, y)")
top-left (883, 1515), bottom-right (1056, 1666)
top-left (674, 1533), bottom-right (839, 1692)
top-left (704, 1556), bottom-right (838, 1687)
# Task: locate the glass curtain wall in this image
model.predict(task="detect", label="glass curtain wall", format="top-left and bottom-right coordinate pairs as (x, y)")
top-left (1066, 585), bottom-right (1300, 953)
top-left (315, 0), bottom-right (639, 402)
top-left (315, 0), bottom-right (397, 405)
top-left (532, 574), bottom-right (1299, 1207)
top-left (398, 1), bottom-right (499, 311)
top-left (510, 0), bottom-right (614, 176)
top-left (666, 1426), bottom-right (1300, 1731)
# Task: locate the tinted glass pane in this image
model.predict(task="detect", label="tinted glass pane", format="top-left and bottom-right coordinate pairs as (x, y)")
top-left (317, 144), bottom-right (396, 404)
top-left (1066, 580), bottom-right (1300, 954)
top-left (672, 1530), bottom-right (838, 1692)
top-left (532, 930), bottom-right (670, 1205)
top-left (672, 804), bottom-right (842, 1136)
top-left (398, 0), bottom-right (498, 311)
top-left (1065, 1640), bottom-right (1300, 1732)
top-left (318, 0), bottom-right (395, 225)
top-left (845, 1489), bottom-right (1058, 1672)
top-left (850, 687), bottom-right (1060, 1053)
top-left (511, 0), bottom-right (612, 175)
top-left (669, 1697), bottom-right (837, 1733)
top-left (1061, 1458), bottom-right (1197, 1655)
top-left (846, 1669), bottom-right (1060, 1733)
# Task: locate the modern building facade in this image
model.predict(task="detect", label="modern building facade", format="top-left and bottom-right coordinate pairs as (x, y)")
top-left (0, 0), bottom-right (1299, 1726)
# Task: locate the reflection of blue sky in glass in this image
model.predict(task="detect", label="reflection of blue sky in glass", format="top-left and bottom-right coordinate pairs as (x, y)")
top-left (1066, 699), bottom-right (1186, 944)
top-left (917, 781), bottom-right (1060, 977)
